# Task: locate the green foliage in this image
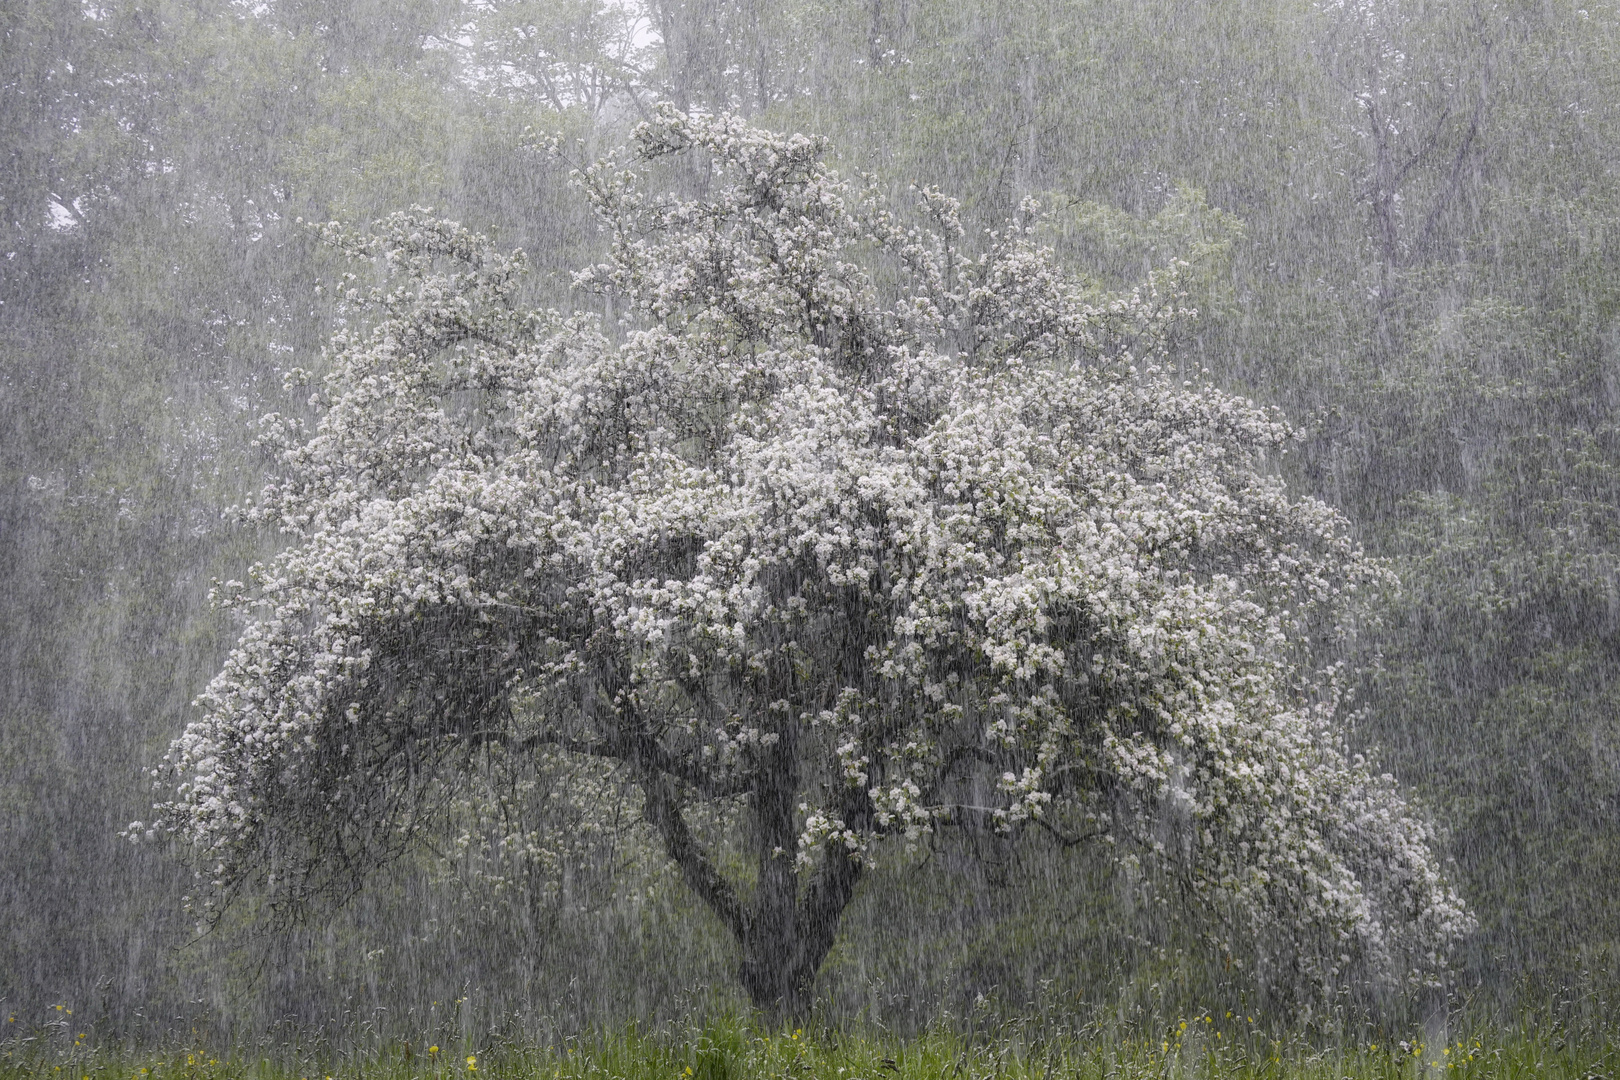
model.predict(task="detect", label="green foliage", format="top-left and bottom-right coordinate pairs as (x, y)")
top-left (2, 1018), bottom-right (1618, 1080)
top-left (1037, 184), bottom-right (1246, 321)
top-left (7, 0), bottom-right (1620, 1038)
top-left (0, 0), bottom-right (595, 1032)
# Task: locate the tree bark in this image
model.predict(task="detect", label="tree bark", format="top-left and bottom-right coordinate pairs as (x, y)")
top-left (638, 722), bottom-right (867, 1018)
top-left (738, 843), bottom-right (862, 1018)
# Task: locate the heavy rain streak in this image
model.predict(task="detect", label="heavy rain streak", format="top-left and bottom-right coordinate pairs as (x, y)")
top-left (2, 1), bottom-right (1617, 1076)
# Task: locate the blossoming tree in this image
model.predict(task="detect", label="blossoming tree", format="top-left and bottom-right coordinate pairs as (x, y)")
top-left (142, 108), bottom-right (1471, 1015)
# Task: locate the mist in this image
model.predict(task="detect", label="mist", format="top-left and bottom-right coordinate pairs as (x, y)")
top-left (3, 0), bottom-right (1617, 1049)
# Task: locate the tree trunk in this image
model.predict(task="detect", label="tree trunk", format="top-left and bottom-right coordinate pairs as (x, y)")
top-left (637, 723), bottom-right (867, 1019)
top-left (736, 722), bottom-right (866, 1017)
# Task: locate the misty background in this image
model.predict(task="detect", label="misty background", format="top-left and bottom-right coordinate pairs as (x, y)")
top-left (2, 0), bottom-right (1617, 1042)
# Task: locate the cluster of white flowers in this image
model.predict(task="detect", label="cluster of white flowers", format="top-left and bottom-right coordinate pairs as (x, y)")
top-left (144, 106), bottom-right (1470, 993)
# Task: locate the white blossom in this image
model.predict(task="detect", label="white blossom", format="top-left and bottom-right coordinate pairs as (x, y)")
top-left (143, 106), bottom-right (1470, 1002)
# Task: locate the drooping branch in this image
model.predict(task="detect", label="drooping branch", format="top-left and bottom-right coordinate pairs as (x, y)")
top-left (637, 764), bottom-right (750, 941)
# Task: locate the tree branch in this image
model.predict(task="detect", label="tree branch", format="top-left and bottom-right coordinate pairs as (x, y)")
top-left (510, 723), bottom-right (753, 798)
top-left (637, 766), bottom-right (749, 940)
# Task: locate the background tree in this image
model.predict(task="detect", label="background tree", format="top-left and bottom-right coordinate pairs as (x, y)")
top-left (0, 0), bottom-right (614, 1032)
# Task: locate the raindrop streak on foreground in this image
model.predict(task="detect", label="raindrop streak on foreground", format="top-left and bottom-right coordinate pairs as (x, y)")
top-left (2, 0), bottom-right (1618, 1051)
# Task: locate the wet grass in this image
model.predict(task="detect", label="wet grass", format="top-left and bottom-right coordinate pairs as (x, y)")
top-left (1, 1017), bottom-right (1614, 1080)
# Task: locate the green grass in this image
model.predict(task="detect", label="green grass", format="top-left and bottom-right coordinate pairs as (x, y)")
top-left (2, 1016), bottom-right (1615, 1080)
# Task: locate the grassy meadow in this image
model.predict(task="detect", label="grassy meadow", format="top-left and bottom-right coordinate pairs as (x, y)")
top-left (3, 1012), bottom-right (1615, 1080)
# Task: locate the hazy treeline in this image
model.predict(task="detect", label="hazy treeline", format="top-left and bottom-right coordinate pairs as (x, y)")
top-left (2, 0), bottom-right (1617, 1040)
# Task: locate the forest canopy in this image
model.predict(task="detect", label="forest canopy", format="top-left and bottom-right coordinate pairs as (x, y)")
top-left (5, 0), bottom-right (1620, 1038)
